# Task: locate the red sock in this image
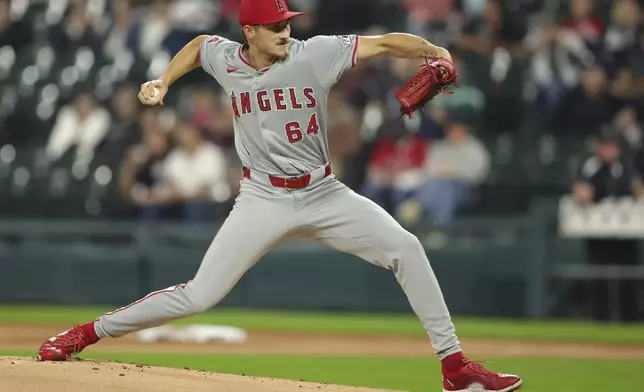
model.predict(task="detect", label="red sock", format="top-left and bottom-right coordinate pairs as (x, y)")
top-left (441, 351), bottom-right (465, 373)
top-left (80, 321), bottom-right (100, 344)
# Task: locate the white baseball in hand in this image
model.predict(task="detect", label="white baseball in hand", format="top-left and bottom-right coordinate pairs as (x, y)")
top-left (143, 85), bottom-right (160, 104)
top-left (139, 80), bottom-right (165, 106)
top-left (149, 88), bottom-right (160, 102)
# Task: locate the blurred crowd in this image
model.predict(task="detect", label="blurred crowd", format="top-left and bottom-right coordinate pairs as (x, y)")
top-left (2, 0), bottom-right (644, 226)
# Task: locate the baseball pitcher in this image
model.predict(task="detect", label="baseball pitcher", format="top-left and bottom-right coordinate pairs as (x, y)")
top-left (38, 1), bottom-right (522, 391)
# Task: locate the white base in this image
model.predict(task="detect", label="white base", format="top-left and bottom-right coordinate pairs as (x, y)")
top-left (443, 379), bottom-right (522, 392)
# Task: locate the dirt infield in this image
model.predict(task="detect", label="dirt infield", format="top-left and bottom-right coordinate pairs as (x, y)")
top-left (2, 324), bottom-right (644, 359)
top-left (2, 323), bottom-right (644, 392)
top-left (0, 356), bottom-right (398, 392)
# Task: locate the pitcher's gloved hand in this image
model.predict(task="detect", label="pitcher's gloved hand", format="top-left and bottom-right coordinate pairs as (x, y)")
top-left (395, 57), bottom-right (458, 118)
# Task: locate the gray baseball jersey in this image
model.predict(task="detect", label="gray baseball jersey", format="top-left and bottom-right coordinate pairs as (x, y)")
top-left (93, 34), bottom-right (461, 361)
top-left (199, 34), bottom-right (359, 176)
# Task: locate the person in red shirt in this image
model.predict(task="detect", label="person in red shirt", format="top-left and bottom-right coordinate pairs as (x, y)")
top-left (560, 0), bottom-right (605, 53)
top-left (362, 131), bottom-right (429, 213)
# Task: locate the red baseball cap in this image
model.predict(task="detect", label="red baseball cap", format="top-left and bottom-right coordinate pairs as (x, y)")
top-left (238, 0), bottom-right (304, 26)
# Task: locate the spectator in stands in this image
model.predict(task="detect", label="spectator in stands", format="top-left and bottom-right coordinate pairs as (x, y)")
top-left (127, 0), bottom-right (177, 60)
top-left (327, 89), bottom-right (361, 182)
top-left (190, 87), bottom-right (216, 133)
top-left (51, 0), bottom-right (102, 52)
top-left (111, 83), bottom-right (141, 135)
top-left (527, 22), bottom-right (595, 115)
top-left (572, 132), bottom-right (641, 322)
top-left (287, 0), bottom-right (318, 39)
top-left (101, 0), bottom-right (136, 60)
top-left (361, 122), bottom-right (429, 215)
top-left (189, 88), bottom-right (242, 193)
top-left (191, 88), bottom-right (234, 150)
top-left (572, 133), bottom-right (636, 203)
top-left (457, 0), bottom-right (527, 56)
top-left (550, 65), bottom-right (623, 139)
top-left (634, 138), bottom-right (644, 194)
top-left (100, 83), bottom-right (143, 166)
top-left (560, 0), bottom-right (605, 56)
top-left (401, 0), bottom-right (455, 44)
top-left (611, 106), bottom-right (642, 148)
top-left (415, 118), bottom-right (489, 226)
top-left (458, 0), bottom-right (527, 133)
top-left (599, 1), bottom-right (643, 121)
top-left (45, 91), bottom-right (111, 166)
top-left (601, 0), bottom-right (641, 74)
top-left (137, 121), bottom-right (229, 222)
top-left (139, 105), bottom-right (170, 136)
top-left (0, 0), bottom-right (33, 51)
top-left (528, 0), bottom-right (606, 114)
top-left (624, 29), bottom-right (644, 105)
top-left (168, 0), bottom-right (220, 35)
top-left (609, 65), bottom-right (639, 103)
top-left (119, 127), bottom-right (169, 218)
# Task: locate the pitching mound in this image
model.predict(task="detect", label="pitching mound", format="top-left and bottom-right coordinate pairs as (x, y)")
top-left (1, 356), bottom-right (397, 392)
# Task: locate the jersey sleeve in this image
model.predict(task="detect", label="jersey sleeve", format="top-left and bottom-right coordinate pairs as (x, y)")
top-left (199, 35), bottom-right (236, 80)
top-left (304, 35), bottom-right (360, 91)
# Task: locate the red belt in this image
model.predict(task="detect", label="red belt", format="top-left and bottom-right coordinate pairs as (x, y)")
top-left (242, 165), bottom-right (331, 189)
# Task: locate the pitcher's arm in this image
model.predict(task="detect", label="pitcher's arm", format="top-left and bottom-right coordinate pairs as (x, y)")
top-left (357, 33), bottom-right (451, 62)
top-left (139, 35), bottom-right (209, 105)
top-left (160, 35), bottom-right (210, 87)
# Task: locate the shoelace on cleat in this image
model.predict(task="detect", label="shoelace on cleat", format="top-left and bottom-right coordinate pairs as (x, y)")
top-left (48, 325), bottom-right (88, 352)
top-left (462, 358), bottom-right (498, 375)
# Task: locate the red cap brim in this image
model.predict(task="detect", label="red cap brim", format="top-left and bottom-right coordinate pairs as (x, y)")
top-left (280, 11), bottom-right (304, 22)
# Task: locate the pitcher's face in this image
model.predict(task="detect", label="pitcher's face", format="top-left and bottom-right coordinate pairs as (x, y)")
top-left (247, 20), bottom-right (292, 60)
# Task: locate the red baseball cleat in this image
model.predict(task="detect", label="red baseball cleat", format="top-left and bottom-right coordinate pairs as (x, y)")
top-left (37, 323), bottom-right (99, 361)
top-left (442, 357), bottom-right (522, 392)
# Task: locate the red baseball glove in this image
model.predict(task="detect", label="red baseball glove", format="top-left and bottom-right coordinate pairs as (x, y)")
top-left (395, 57), bottom-right (458, 118)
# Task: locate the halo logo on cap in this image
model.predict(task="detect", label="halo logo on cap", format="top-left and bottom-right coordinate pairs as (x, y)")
top-left (274, 0), bottom-right (287, 12)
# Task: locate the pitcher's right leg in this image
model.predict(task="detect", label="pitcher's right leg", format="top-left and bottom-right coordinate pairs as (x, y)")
top-left (38, 183), bottom-right (297, 360)
top-left (305, 181), bottom-right (522, 391)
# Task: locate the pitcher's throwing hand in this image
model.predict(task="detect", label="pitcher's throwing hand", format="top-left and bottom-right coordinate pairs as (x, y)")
top-left (138, 80), bottom-right (167, 106)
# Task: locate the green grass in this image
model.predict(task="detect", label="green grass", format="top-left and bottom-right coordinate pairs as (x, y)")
top-left (2, 306), bottom-right (642, 391)
top-left (1, 305), bottom-right (643, 345)
top-left (2, 350), bottom-right (642, 392)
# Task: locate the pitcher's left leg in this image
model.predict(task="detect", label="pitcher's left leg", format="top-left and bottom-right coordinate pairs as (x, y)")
top-left (306, 181), bottom-right (522, 392)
